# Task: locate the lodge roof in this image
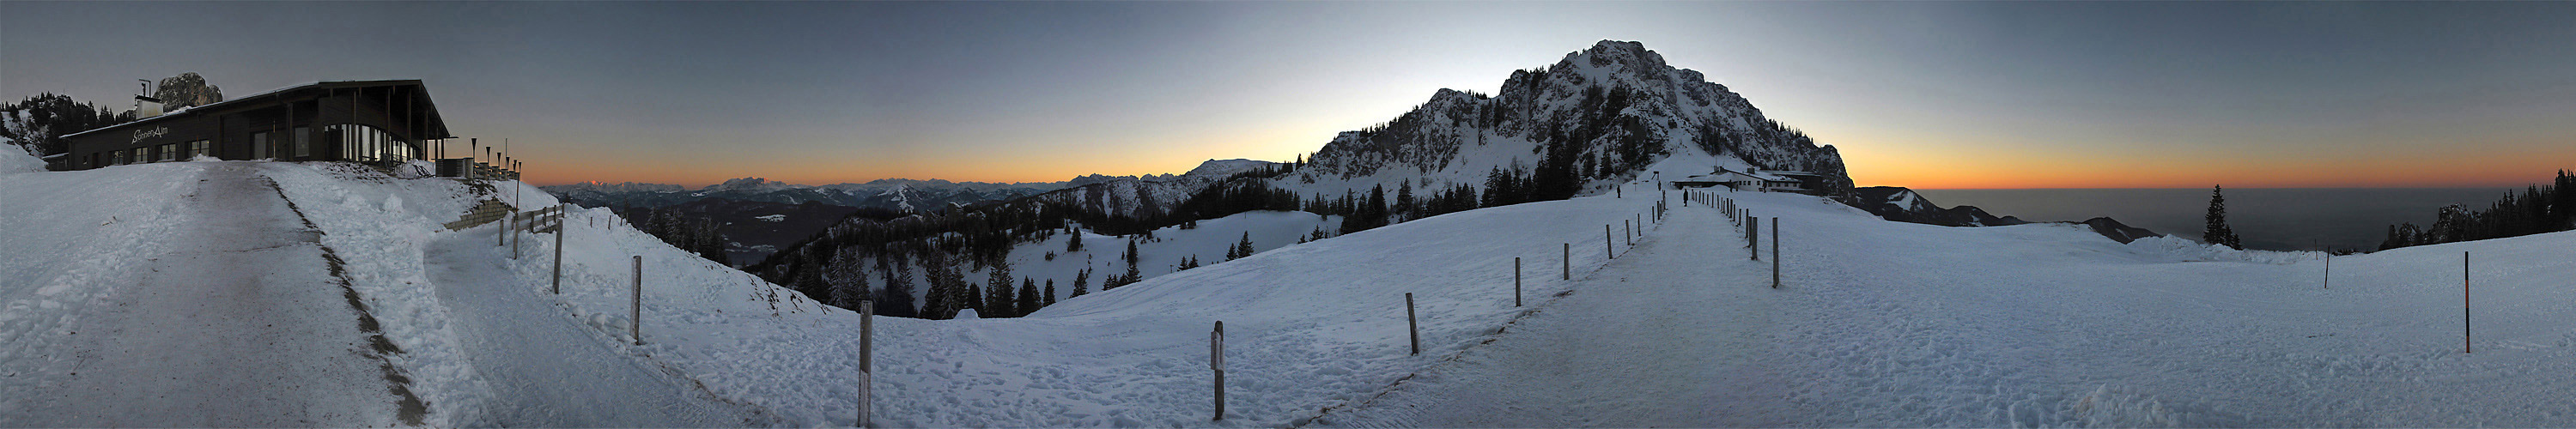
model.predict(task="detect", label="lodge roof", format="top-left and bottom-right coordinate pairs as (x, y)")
top-left (63, 80), bottom-right (453, 140)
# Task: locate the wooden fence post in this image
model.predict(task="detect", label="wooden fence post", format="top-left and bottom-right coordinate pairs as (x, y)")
top-left (1771, 218), bottom-right (1781, 289)
top-left (632, 255), bottom-right (644, 345)
top-left (1405, 293), bottom-right (1419, 355)
top-left (860, 302), bottom-right (875, 425)
top-left (1749, 216), bottom-right (1760, 261)
top-left (1562, 243), bottom-right (1570, 281)
top-left (1212, 320), bottom-right (1225, 420)
top-left (1514, 257), bottom-right (1523, 306)
top-left (2323, 256), bottom-right (2331, 289)
top-left (1605, 225), bottom-right (1614, 258)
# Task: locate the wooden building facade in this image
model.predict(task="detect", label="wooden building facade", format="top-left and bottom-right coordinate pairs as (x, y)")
top-left (59, 80), bottom-right (455, 171)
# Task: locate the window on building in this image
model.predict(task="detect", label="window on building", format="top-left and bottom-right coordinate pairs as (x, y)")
top-left (160, 143), bottom-right (179, 162)
top-left (111, 149), bottom-right (125, 166)
top-left (252, 131), bottom-right (270, 159)
top-left (294, 127), bottom-right (311, 157)
top-left (327, 124), bottom-right (412, 163)
top-left (189, 140), bottom-right (211, 160)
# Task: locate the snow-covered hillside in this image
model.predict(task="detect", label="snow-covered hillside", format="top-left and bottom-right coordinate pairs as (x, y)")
top-left (9, 158), bottom-right (2575, 427)
top-left (1322, 190), bottom-right (2576, 427)
top-left (951, 209), bottom-right (1338, 308)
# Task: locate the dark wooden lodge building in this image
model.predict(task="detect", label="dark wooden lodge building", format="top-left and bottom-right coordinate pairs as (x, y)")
top-left (61, 80), bottom-right (457, 171)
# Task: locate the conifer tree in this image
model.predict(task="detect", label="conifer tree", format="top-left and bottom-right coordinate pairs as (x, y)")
top-left (920, 251), bottom-right (962, 318)
top-left (1042, 279), bottom-right (1057, 307)
top-left (1071, 268), bottom-right (1091, 297)
top-left (1227, 232), bottom-right (1255, 261)
top-left (1396, 182), bottom-right (1415, 221)
top-left (1066, 224), bottom-right (1084, 252)
top-left (874, 257), bottom-right (918, 318)
top-left (1116, 261), bottom-right (1140, 290)
top-left (1123, 238), bottom-right (1139, 268)
top-left (1018, 277), bottom-right (1040, 316)
top-left (986, 260), bottom-right (1016, 317)
top-left (2203, 184), bottom-right (2242, 250)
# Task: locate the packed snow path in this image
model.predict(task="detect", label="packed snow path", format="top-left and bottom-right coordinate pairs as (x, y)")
top-left (1322, 190), bottom-right (2576, 427)
top-left (0, 163), bottom-right (418, 426)
top-left (1318, 195), bottom-right (1795, 427)
top-left (420, 227), bottom-right (769, 426)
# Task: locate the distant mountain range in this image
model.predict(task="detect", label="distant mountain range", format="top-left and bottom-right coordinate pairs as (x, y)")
top-left (543, 159), bottom-right (1284, 263)
top-left (544, 177), bottom-right (1065, 213)
top-left (1851, 186), bottom-right (2161, 244)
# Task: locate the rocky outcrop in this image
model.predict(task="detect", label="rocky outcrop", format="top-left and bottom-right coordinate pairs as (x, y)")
top-left (1292, 40), bottom-right (1853, 197)
top-left (154, 73), bottom-right (223, 109)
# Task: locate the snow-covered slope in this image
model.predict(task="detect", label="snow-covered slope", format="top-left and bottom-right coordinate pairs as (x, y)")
top-left (0, 144), bottom-right (40, 173)
top-left (10, 160), bottom-right (2575, 426)
top-left (1322, 189), bottom-right (2576, 427)
top-left (906, 210), bottom-right (1340, 311)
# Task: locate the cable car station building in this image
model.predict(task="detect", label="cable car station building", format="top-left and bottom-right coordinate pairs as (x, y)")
top-left (61, 80), bottom-right (461, 172)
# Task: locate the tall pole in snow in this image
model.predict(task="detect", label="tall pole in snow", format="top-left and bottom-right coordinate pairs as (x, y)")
top-left (2464, 251), bottom-right (2471, 353)
top-left (1605, 225), bottom-right (1614, 259)
top-left (632, 255), bottom-right (645, 346)
top-left (1211, 321), bottom-right (1224, 420)
top-left (1771, 218), bottom-right (1781, 289)
top-left (1562, 243), bottom-right (1570, 281)
top-left (1513, 257), bottom-right (1523, 307)
top-left (1405, 293), bottom-right (1419, 356)
top-left (552, 206), bottom-right (565, 294)
top-left (857, 299), bottom-right (872, 428)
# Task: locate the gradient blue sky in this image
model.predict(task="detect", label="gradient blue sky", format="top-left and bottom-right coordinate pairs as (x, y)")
top-left (5, 2), bottom-right (2572, 188)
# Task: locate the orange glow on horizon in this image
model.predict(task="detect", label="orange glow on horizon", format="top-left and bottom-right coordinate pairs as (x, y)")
top-left (1846, 143), bottom-right (2575, 190)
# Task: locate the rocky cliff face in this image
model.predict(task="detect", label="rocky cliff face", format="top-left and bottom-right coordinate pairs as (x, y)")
top-left (1288, 40), bottom-right (1853, 197)
top-left (153, 73), bottom-right (222, 109)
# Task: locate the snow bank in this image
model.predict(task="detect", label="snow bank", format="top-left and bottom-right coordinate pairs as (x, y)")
top-left (261, 162), bottom-right (509, 425)
top-left (0, 164), bottom-right (199, 424)
top-left (2121, 235), bottom-right (2320, 264)
top-left (0, 144), bottom-right (41, 174)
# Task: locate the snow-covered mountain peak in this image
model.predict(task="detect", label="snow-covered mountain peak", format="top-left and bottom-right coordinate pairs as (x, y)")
top-left (706, 177), bottom-right (806, 193)
top-left (1291, 39), bottom-right (1854, 197)
top-left (1182, 159), bottom-right (1279, 178)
